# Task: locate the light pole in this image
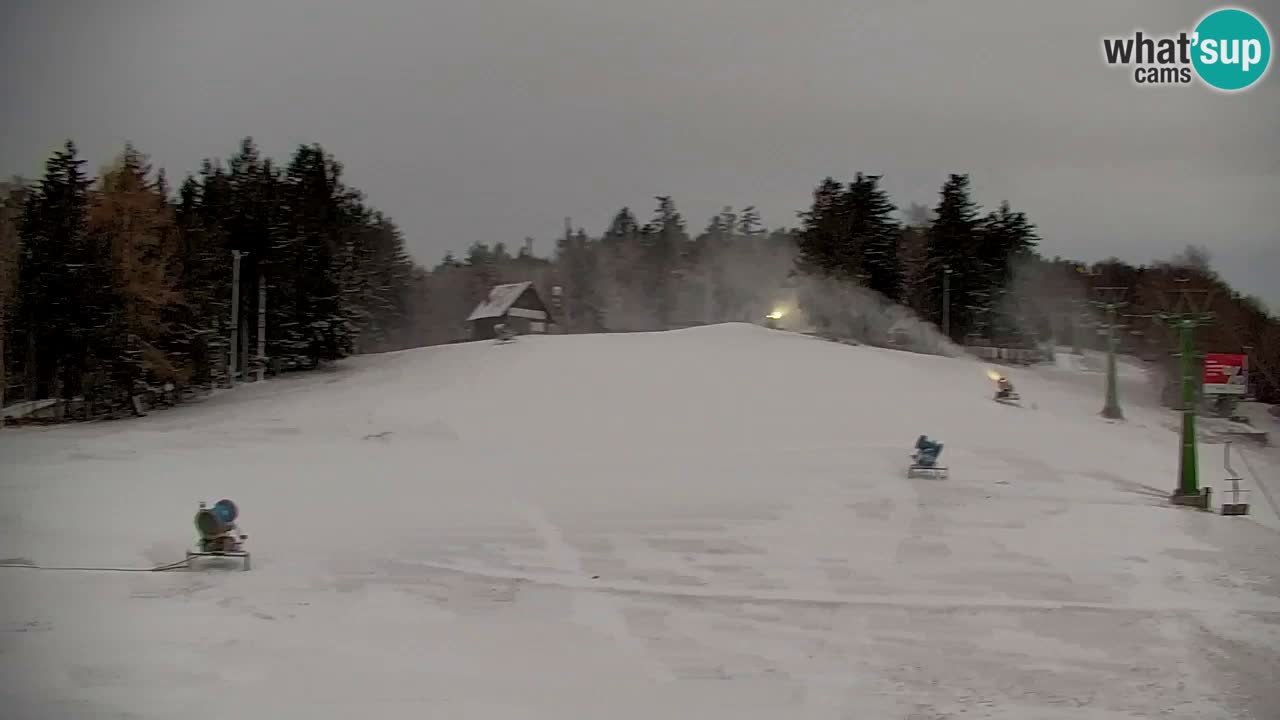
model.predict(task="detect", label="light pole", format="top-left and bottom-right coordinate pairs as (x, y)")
top-left (1071, 300), bottom-right (1085, 355)
top-left (1242, 344), bottom-right (1253, 399)
top-left (702, 271), bottom-right (713, 325)
top-left (229, 250), bottom-right (243, 386)
top-left (1102, 302), bottom-right (1122, 419)
top-left (256, 270), bottom-right (267, 382)
top-left (942, 265), bottom-right (952, 340)
top-left (551, 285), bottom-right (563, 333)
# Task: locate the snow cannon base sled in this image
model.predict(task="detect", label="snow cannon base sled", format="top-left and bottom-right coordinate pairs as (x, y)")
top-left (908, 463), bottom-right (949, 479)
top-left (993, 390), bottom-right (1022, 407)
top-left (908, 435), bottom-right (949, 479)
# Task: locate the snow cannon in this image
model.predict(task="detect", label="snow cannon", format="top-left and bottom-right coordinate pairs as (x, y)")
top-left (908, 435), bottom-right (949, 479)
top-left (764, 308), bottom-right (786, 329)
top-left (494, 323), bottom-right (516, 344)
top-left (188, 499), bottom-right (250, 570)
top-left (913, 435), bottom-right (944, 466)
top-left (987, 369), bottom-right (1021, 406)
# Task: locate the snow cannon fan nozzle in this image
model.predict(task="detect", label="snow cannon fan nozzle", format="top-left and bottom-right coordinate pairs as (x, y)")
top-left (194, 498), bottom-right (238, 539)
top-left (764, 306), bottom-right (786, 329)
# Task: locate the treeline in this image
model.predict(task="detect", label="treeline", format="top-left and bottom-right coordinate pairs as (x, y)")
top-left (1, 139), bottom-right (414, 416)
top-left (405, 173), bottom-right (1040, 345)
top-left (409, 199), bottom-right (797, 344)
top-left (3, 141), bottom-right (1278, 417)
top-left (403, 173), bottom-right (1280, 403)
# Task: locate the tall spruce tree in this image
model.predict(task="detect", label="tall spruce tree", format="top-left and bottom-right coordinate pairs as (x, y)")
top-left (845, 173), bottom-right (902, 302)
top-left (556, 225), bottom-right (600, 332)
top-left (275, 144), bottom-right (352, 368)
top-left (173, 164), bottom-right (234, 386)
top-left (598, 207), bottom-right (647, 330)
top-left (979, 201), bottom-right (1039, 340)
top-left (736, 206), bottom-right (762, 239)
top-left (694, 208), bottom-right (736, 323)
top-left (227, 138), bottom-right (281, 375)
top-left (644, 196), bottom-right (688, 328)
top-left (16, 141), bottom-right (101, 401)
top-left (0, 180), bottom-right (30, 407)
top-left (465, 241), bottom-right (498, 303)
top-left (924, 174), bottom-right (985, 340)
top-left (603, 207), bottom-right (639, 243)
top-left (346, 210), bottom-right (414, 351)
top-left (796, 177), bottom-right (847, 277)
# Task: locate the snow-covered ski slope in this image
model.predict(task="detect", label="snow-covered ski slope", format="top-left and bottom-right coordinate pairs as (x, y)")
top-left (2, 323), bottom-right (1279, 720)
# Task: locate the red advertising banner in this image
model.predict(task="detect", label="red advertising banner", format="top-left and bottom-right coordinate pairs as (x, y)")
top-left (1203, 353), bottom-right (1248, 395)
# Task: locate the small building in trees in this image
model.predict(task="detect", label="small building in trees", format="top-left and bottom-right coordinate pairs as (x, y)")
top-left (466, 282), bottom-right (558, 340)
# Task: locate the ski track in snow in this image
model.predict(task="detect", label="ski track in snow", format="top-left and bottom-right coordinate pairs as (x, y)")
top-left (518, 502), bottom-right (676, 683)
top-left (400, 550), bottom-right (1280, 616)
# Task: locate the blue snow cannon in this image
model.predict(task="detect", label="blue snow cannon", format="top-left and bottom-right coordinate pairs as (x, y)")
top-left (909, 435), bottom-right (948, 478)
top-left (913, 435), bottom-right (944, 467)
top-left (188, 498), bottom-right (251, 570)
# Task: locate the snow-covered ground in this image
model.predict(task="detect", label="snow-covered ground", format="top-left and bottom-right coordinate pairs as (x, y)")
top-left (2, 323), bottom-right (1278, 719)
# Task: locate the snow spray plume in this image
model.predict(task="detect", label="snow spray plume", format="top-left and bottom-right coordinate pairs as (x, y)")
top-left (651, 234), bottom-right (961, 357)
top-left (592, 228), bottom-right (799, 332)
top-left (790, 272), bottom-right (964, 357)
top-left (1002, 253), bottom-right (1093, 353)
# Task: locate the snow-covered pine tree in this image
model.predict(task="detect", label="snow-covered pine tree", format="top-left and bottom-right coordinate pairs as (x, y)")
top-left (795, 177), bottom-right (847, 278)
top-left (598, 207), bottom-right (650, 331)
top-left (276, 144), bottom-right (353, 368)
top-left (0, 179), bottom-right (31, 408)
top-left (978, 201), bottom-right (1039, 342)
top-left (924, 174), bottom-right (985, 341)
top-left (644, 196), bottom-right (689, 329)
top-left (16, 141), bottom-right (100, 402)
top-left (846, 173), bottom-right (903, 303)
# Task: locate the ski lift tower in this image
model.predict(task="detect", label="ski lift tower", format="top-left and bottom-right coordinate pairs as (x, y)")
top-left (1161, 280), bottom-right (1216, 510)
top-left (1090, 286), bottom-right (1130, 420)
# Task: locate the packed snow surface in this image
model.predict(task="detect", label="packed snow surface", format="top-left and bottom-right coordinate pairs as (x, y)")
top-left (2, 323), bottom-right (1279, 719)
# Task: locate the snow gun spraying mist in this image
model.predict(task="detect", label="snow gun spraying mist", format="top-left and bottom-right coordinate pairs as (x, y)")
top-left (987, 368), bottom-right (1022, 407)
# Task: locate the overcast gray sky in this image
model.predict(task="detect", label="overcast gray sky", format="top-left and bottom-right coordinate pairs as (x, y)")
top-left (3, 0), bottom-right (1278, 309)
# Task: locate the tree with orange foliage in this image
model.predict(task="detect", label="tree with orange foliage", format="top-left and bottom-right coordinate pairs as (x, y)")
top-left (87, 145), bottom-right (186, 397)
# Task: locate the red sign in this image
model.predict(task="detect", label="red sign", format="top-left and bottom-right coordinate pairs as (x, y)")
top-left (1203, 353), bottom-right (1248, 395)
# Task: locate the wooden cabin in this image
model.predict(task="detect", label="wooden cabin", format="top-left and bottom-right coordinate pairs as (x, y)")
top-left (466, 282), bottom-right (558, 340)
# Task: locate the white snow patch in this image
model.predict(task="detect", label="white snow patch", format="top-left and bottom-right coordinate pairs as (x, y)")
top-left (2, 323), bottom-right (1278, 719)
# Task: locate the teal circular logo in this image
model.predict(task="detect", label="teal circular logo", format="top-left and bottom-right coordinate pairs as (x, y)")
top-left (1192, 8), bottom-right (1271, 91)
